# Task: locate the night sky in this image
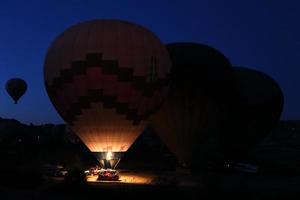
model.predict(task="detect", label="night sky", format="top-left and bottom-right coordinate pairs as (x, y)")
top-left (0, 0), bottom-right (299, 124)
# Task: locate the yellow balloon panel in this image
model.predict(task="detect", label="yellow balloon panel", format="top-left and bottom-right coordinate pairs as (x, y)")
top-left (72, 102), bottom-right (146, 152)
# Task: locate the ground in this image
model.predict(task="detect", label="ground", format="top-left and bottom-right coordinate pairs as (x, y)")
top-left (86, 170), bottom-right (155, 184)
top-left (0, 170), bottom-right (300, 200)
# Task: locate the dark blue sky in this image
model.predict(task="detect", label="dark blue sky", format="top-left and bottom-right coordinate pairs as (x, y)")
top-left (0, 0), bottom-right (299, 124)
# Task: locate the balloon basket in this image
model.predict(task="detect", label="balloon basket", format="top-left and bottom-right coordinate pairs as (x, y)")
top-left (97, 169), bottom-right (120, 181)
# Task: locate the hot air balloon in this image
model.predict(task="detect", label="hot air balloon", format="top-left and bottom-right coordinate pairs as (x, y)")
top-left (150, 43), bottom-right (236, 168)
top-left (44, 19), bottom-right (170, 170)
top-left (5, 78), bottom-right (27, 104)
top-left (220, 67), bottom-right (284, 164)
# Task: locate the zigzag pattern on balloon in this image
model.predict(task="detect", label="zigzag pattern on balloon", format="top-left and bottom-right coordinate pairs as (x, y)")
top-left (45, 53), bottom-right (169, 125)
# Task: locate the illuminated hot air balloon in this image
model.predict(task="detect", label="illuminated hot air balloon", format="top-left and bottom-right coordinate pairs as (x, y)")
top-left (150, 43), bottom-right (236, 168)
top-left (220, 67), bottom-right (284, 163)
top-left (44, 19), bottom-right (170, 169)
top-left (5, 78), bottom-right (27, 104)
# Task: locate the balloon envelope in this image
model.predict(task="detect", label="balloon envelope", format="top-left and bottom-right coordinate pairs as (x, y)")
top-left (44, 19), bottom-right (170, 168)
top-left (220, 67), bottom-right (284, 163)
top-left (5, 78), bottom-right (27, 104)
top-left (151, 42), bottom-right (236, 168)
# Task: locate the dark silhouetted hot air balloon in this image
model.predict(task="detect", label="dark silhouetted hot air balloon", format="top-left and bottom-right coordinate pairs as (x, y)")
top-left (150, 42), bottom-right (236, 168)
top-left (5, 78), bottom-right (27, 104)
top-left (44, 19), bottom-right (170, 169)
top-left (220, 67), bottom-right (284, 164)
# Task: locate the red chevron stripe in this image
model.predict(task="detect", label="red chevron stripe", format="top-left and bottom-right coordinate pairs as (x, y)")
top-left (51, 66), bottom-right (167, 121)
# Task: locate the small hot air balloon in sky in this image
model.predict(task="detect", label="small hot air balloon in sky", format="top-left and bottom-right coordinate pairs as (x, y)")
top-left (5, 78), bottom-right (27, 104)
top-left (151, 42), bottom-right (236, 168)
top-left (220, 67), bottom-right (284, 164)
top-left (44, 19), bottom-right (170, 169)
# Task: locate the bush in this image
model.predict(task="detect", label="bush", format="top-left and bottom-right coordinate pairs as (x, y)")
top-left (64, 167), bottom-right (87, 187)
top-left (0, 163), bottom-right (44, 189)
